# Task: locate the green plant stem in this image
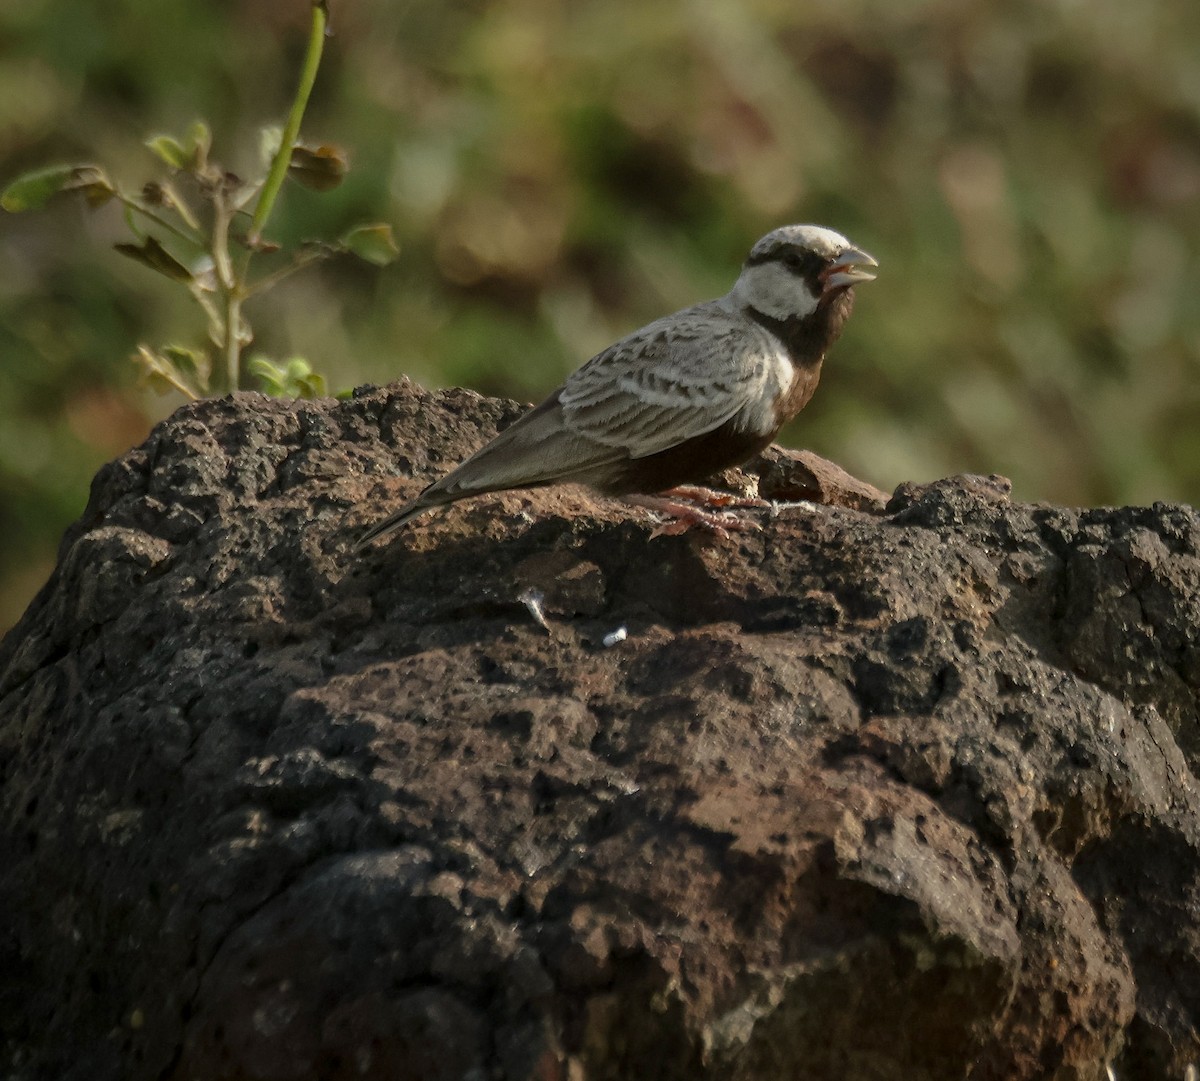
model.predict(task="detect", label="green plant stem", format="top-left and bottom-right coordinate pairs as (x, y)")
top-left (157, 365), bottom-right (201, 401)
top-left (243, 246), bottom-right (330, 298)
top-left (188, 284), bottom-right (222, 331)
top-left (211, 190), bottom-right (243, 391)
top-left (222, 288), bottom-right (242, 392)
top-left (158, 180), bottom-right (202, 233)
top-left (114, 192), bottom-right (203, 247)
top-left (249, 2), bottom-right (327, 242)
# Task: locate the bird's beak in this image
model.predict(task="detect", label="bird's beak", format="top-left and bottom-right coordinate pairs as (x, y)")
top-left (822, 246), bottom-right (878, 290)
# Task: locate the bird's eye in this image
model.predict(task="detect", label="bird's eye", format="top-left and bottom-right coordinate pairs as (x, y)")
top-left (782, 251), bottom-right (804, 272)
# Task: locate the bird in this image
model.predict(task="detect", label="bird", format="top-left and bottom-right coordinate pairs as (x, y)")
top-left (356, 223), bottom-right (876, 548)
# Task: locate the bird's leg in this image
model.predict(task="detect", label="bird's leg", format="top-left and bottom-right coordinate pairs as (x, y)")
top-left (623, 494), bottom-right (763, 539)
top-left (660, 484), bottom-right (771, 510)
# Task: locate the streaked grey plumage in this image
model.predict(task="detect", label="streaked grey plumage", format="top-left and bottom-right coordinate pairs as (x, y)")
top-left (356, 224), bottom-right (876, 548)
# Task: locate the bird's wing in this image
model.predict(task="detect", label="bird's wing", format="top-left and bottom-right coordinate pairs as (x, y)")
top-left (424, 390), bottom-right (625, 500)
top-left (558, 306), bottom-right (776, 459)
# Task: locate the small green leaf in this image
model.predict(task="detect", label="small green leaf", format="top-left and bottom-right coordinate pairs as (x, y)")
top-left (284, 357), bottom-right (327, 398)
top-left (122, 202), bottom-right (147, 241)
top-left (131, 345), bottom-right (202, 399)
top-left (248, 355), bottom-right (287, 396)
top-left (162, 345), bottom-right (211, 392)
top-left (188, 120), bottom-right (212, 165)
top-left (293, 368), bottom-right (326, 399)
top-left (1, 164), bottom-right (113, 211)
top-left (146, 122), bottom-right (211, 175)
top-left (288, 143), bottom-right (348, 192)
top-left (251, 355), bottom-right (327, 399)
top-left (145, 135), bottom-right (190, 170)
top-left (114, 237), bottom-right (193, 283)
top-left (72, 166), bottom-right (116, 207)
top-left (340, 223), bottom-right (399, 266)
top-left (299, 374), bottom-right (326, 399)
top-left (1, 165), bottom-right (75, 211)
top-left (132, 346), bottom-right (177, 395)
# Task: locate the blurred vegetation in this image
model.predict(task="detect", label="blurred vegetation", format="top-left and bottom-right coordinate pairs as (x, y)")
top-left (1, 0), bottom-right (1198, 633)
top-left (4, 4), bottom-right (398, 403)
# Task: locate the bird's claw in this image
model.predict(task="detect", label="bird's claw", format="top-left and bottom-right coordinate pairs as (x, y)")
top-left (627, 494), bottom-right (764, 539)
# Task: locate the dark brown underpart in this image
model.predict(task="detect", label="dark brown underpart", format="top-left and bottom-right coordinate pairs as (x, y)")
top-left (596, 417), bottom-right (776, 496)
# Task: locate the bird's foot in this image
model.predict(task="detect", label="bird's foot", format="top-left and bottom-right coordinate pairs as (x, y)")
top-left (661, 484), bottom-right (771, 510)
top-left (624, 494), bottom-right (763, 539)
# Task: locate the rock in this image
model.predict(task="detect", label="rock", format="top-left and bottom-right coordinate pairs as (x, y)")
top-left (1, 379), bottom-right (1199, 1081)
top-left (746, 445), bottom-right (891, 512)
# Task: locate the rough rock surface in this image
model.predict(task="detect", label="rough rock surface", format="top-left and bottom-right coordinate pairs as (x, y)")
top-left (2, 380), bottom-right (1200, 1081)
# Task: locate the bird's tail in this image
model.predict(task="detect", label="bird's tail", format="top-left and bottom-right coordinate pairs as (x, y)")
top-left (353, 390), bottom-right (619, 550)
top-left (352, 491), bottom-right (443, 551)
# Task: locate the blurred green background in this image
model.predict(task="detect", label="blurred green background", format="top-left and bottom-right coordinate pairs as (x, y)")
top-left (2, 0), bottom-right (1198, 633)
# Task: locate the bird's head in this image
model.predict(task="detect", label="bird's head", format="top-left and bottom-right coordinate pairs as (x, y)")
top-left (730, 224), bottom-right (878, 323)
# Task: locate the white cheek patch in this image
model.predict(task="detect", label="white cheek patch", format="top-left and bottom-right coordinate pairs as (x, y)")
top-left (731, 262), bottom-right (819, 322)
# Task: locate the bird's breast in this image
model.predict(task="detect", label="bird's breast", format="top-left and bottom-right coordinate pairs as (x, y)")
top-left (771, 355), bottom-right (822, 428)
top-left (737, 343), bottom-right (800, 438)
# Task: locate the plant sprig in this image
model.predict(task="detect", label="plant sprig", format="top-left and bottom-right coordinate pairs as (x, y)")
top-left (0, 0), bottom-right (396, 401)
